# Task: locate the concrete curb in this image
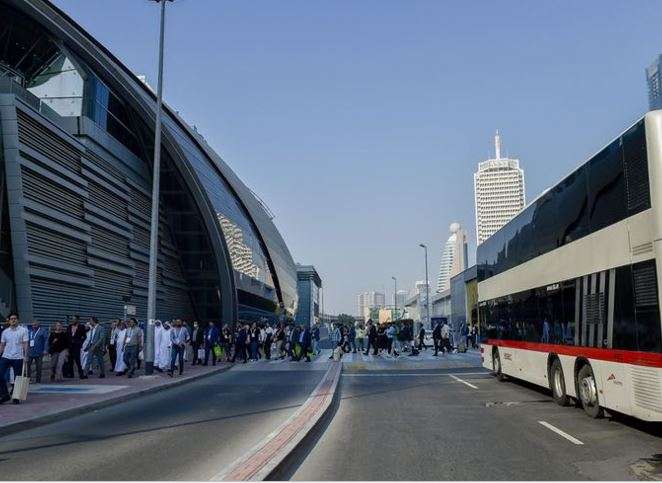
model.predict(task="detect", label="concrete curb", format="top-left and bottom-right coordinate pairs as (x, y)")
top-left (212, 362), bottom-right (342, 481)
top-left (0, 364), bottom-right (234, 437)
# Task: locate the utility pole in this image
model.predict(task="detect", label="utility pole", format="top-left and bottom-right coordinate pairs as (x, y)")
top-left (419, 244), bottom-right (431, 330)
top-left (391, 276), bottom-right (397, 320)
top-left (145, 0), bottom-right (173, 375)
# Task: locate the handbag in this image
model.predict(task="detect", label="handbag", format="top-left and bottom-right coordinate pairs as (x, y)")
top-left (213, 344), bottom-right (223, 358)
top-left (12, 360), bottom-right (29, 401)
top-left (197, 348), bottom-right (205, 359)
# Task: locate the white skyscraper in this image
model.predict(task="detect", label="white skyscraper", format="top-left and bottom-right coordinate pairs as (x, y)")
top-left (474, 131), bottom-right (526, 245)
top-left (436, 223), bottom-right (468, 292)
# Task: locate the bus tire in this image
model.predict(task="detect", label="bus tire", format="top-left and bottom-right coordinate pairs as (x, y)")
top-left (550, 358), bottom-right (569, 406)
top-left (577, 364), bottom-right (604, 418)
top-left (492, 349), bottom-right (506, 381)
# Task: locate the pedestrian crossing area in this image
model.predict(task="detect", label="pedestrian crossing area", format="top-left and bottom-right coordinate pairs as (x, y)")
top-left (230, 347), bottom-right (482, 371)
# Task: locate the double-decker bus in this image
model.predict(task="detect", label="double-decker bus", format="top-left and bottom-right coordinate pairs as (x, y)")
top-left (478, 111), bottom-right (662, 421)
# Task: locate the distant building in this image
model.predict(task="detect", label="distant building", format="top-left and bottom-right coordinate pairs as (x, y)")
top-left (395, 290), bottom-right (408, 309)
top-left (646, 55), bottom-right (662, 110)
top-left (436, 223), bottom-right (468, 292)
top-left (296, 265), bottom-right (322, 327)
top-left (357, 291), bottom-right (386, 321)
top-left (474, 131), bottom-right (526, 245)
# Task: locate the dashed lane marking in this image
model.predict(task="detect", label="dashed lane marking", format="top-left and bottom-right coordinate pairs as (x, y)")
top-left (538, 420), bottom-right (584, 445)
top-left (449, 374), bottom-right (478, 389)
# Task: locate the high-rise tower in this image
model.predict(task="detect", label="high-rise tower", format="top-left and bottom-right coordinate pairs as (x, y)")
top-left (436, 223), bottom-right (468, 292)
top-left (474, 131), bottom-right (526, 245)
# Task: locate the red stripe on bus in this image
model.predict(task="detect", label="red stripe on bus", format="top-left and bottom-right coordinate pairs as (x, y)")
top-left (486, 339), bottom-right (662, 368)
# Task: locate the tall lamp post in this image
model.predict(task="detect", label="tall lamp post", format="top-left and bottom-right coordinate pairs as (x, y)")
top-left (419, 243), bottom-right (431, 330)
top-left (391, 276), bottom-right (397, 320)
top-left (145, 0), bottom-right (173, 375)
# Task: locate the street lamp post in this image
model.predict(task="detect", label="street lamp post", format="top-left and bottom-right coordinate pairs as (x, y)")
top-left (419, 243), bottom-right (431, 330)
top-left (391, 276), bottom-right (397, 320)
top-left (145, 0), bottom-right (173, 375)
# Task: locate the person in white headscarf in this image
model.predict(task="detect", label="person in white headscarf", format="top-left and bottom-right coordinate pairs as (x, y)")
top-left (154, 320), bottom-right (163, 372)
top-left (80, 323), bottom-right (92, 375)
top-left (157, 321), bottom-right (172, 371)
top-left (114, 320), bottom-right (128, 374)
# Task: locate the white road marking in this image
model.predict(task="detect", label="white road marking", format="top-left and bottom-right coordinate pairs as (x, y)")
top-left (449, 374), bottom-right (478, 389)
top-left (538, 421), bottom-right (584, 445)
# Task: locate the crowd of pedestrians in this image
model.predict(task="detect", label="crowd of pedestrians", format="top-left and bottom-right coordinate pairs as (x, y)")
top-left (0, 312), bottom-right (328, 404)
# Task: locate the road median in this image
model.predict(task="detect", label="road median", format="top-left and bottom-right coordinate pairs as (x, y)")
top-left (212, 361), bottom-right (342, 481)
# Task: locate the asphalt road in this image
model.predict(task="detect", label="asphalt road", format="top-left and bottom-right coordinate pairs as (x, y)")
top-left (0, 364), bottom-right (326, 480)
top-left (291, 366), bottom-right (662, 481)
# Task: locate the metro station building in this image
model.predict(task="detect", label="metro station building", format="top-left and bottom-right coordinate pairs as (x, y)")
top-left (0, 0), bottom-right (298, 326)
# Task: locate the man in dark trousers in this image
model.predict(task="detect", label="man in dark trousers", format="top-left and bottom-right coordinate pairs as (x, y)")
top-left (191, 321), bottom-right (204, 366)
top-left (364, 320), bottom-right (378, 356)
top-left (67, 315), bottom-right (88, 379)
top-left (231, 324), bottom-right (248, 363)
top-left (432, 321), bottom-right (442, 356)
top-left (203, 321), bottom-right (220, 366)
top-left (300, 325), bottom-right (312, 362)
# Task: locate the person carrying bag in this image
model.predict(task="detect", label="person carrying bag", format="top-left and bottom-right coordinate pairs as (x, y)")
top-left (12, 359), bottom-right (29, 402)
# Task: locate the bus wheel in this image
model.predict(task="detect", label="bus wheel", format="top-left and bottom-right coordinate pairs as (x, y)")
top-left (577, 364), bottom-right (603, 418)
top-left (550, 358), bottom-right (569, 406)
top-left (492, 349), bottom-right (506, 381)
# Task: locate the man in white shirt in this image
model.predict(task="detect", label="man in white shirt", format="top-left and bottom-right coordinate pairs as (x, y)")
top-left (0, 313), bottom-right (29, 404)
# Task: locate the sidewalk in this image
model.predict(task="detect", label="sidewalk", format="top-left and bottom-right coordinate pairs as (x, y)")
top-left (0, 362), bottom-right (232, 436)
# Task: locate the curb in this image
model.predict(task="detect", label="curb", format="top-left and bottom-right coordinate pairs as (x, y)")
top-left (212, 362), bottom-right (342, 481)
top-left (0, 364), bottom-right (234, 437)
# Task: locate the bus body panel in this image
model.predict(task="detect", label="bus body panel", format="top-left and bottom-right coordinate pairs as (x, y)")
top-left (482, 342), bottom-right (662, 421)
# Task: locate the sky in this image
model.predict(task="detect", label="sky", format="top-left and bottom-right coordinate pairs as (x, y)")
top-left (53, 0), bottom-right (662, 315)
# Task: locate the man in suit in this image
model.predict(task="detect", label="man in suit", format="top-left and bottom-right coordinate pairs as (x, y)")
top-left (432, 321), bottom-right (442, 356)
top-left (300, 325), bottom-right (312, 362)
top-left (67, 315), bottom-right (88, 379)
top-left (364, 320), bottom-right (378, 356)
top-left (84, 316), bottom-right (106, 378)
top-left (231, 324), bottom-right (248, 363)
top-left (203, 321), bottom-right (220, 366)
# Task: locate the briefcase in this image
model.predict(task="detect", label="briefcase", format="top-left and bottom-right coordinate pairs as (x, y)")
top-left (12, 360), bottom-right (29, 401)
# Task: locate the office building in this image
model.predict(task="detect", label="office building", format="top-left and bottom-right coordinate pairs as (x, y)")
top-left (646, 54), bottom-right (662, 110)
top-left (474, 131), bottom-right (526, 245)
top-left (0, 1), bottom-right (298, 326)
top-left (436, 222), bottom-right (468, 292)
top-left (357, 290), bottom-right (385, 321)
top-left (296, 265), bottom-right (322, 327)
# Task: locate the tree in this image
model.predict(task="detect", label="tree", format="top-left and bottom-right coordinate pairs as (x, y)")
top-left (336, 313), bottom-right (356, 326)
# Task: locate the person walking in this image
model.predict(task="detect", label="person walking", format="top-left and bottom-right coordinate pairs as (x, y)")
top-left (48, 322), bottom-right (69, 382)
top-left (441, 320), bottom-right (452, 354)
top-left (264, 324), bottom-right (273, 360)
top-left (300, 325), bottom-right (312, 362)
top-left (84, 317), bottom-right (106, 378)
top-left (27, 320), bottom-right (48, 383)
top-left (67, 316), bottom-right (88, 379)
top-left (364, 320), bottom-right (378, 356)
top-left (231, 324), bottom-right (247, 363)
top-left (432, 321), bottom-right (442, 356)
top-left (168, 319), bottom-right (189, 376)
top-left (311, 324), bottom-right (320, 356)
top-left (355, 324), bottom-right (365, 353)
top-left (328, 324), bottom-right (341, 360)
top-left (248, 323), bottom-right (260, 361)
top-left (221, 325), bottom-right (232, 362)
top-left (203, 321), bottom-right (220, 366)
top-left (108, 320), bottom-right (119, 369)
top-left (123, 318), bottom-right (143, 378)
top-left (191, 321), bottom-right (203, 366)
top-left (349, 324), bottom-right (357, 353)
top-left (114, 321), bottom-right (128, 375)
top-left (386, 323), bottom-right (399, 357)
top-left (418, 325), bottom-right (427, 351)
top-left (0, 313), bottom-right (28, 404)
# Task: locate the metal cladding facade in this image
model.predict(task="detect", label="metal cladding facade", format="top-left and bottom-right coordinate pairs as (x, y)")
top-left (0, 0), bottom-right (298, 326)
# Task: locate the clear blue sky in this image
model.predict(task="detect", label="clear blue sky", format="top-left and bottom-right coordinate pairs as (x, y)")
top-left (54, 0), bottom-right (661, 315)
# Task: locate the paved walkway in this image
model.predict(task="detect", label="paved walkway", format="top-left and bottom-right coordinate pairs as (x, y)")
top-left (0, 363), bottom-right (232, 435)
